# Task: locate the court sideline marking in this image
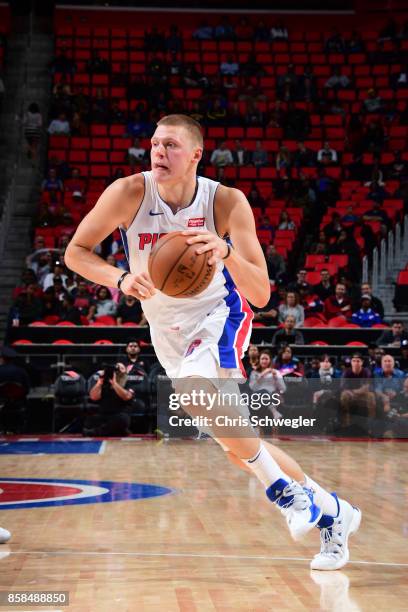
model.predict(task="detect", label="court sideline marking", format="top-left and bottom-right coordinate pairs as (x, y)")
top-left (7, 550), bottom-right (408, 568)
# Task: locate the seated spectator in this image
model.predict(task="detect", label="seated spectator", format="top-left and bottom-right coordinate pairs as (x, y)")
top-left (324, 67), bottom-right (350, 90)
top-left (254, 20), bottom-right (270, 42)
top-left (252, 140), bottom-right (268, 167)
top-left (128, 137), bottom-right (147, 171)
top-left (277, 210), bottom-right (295, 230)
top-left (210, 141), bottom-right (233, 168)
top-left (356, 282), bottom-right (384, 320)
top-left (89, 287), bottom-right (117, 320)
top-left (72, 280), bottom-right (95, 317)
top-left (244, 344), bottom-right (260, 377)
top-left (265, 245), bottom-right (286, 281)
top-left (206, 99), bottom-right (227, 125)
top-left (193, 22), bottom-right (213, 40)
top-left (315, 269), bottom-right (334, 301)
top-left (324, 29), bottom-right (345, 53)
top-left (273, 346), bottom-right (304, 378)
top-left (64, 167), bottom-right (87, 195)
top-left (374, 354), bottom-right (405, 412)
top-left (43, 261), bottom-right (68, 291)
top-left (248, 350), bottom-right (286, 410)
top-left (276, 145), bottom-right (292, 177)
top-left (59, 293), bottom-right (81, 325)
top-left (293, 141), bottom-right (315, 168)
top-left (363, 198), bottom-right (391, 228)
top-left (126, 111), bottom-right (151, 139)
top-left (317, 141), bottom-right (338, 164)
top-left (352, 295), bottom-right (382, 328)
top-left (116, 294), bottom-right (147, 326)
top-left (214, 16), bottom-right (236, 40)
top-left (341, 205), bottom-right (359, 224)
top-left (362, 89), bottom-right (382, 114)
top-left (247, 184), bottom-right (266, 210)
top-left (252, 289), bottom-right (280, 326)
top-left (340, 352), bottom-right (376, 427)
top-left (52, 276), bottom-right (69, 303)
top-left (272, 315), bottom-right (305, 348)
top-left (166, 24), bottom-right (183, 53)
top-left (47, 112), bottom-right (70, 135)
top-left (299, 286), bottom-right (324, 319)
top-left (324, 282), bottom-right (352, 320)
top-left (377, 320), bottom-right (408, 347)
top-left (41, 168), bottom-right (64, 198)
top-left (329, 230), bottom-right (362, 280)
top-left (220, 56), bottom-right (239, 76)
top-left (277, 64), bottom-right (298, 101)
top-left (288, 269), bottom-right (310, 294)
top-left (27, 250), bottom-right (56, 286)
top-left (258, 213), bottom-right (274, 237)
top-left (389, 150), bottom-right (408, 181)
top-left (231, 140), bottom-right (251, 166)
top-left (384, 376), bottom-right (408, 437)
top-left (279, 291), bottom-right (301, 328)
top-left (270, 22), bottom-right (288, 40)
top-left (268, 100), bottom-right (286, 128)
top-left (123, 339), bottom-right (148, 373)
top-left (86, 50), bottom-right (110, 74)
top-left (346, 30), bottom-right (365, 53)
top-left (11, 284), bottom-right (43, 325)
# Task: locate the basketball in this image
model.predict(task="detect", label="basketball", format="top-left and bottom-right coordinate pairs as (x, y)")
top-left (148, 231), bottom-right (215, 298)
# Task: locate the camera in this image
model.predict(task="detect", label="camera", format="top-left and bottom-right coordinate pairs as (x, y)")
top-left (102, 364), bottom-right (120, 385)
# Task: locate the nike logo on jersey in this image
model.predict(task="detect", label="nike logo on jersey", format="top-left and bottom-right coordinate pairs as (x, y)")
top-left (149, 210), bottom-right (164, 216)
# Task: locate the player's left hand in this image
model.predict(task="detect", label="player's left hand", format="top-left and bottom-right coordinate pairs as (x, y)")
top-left (182, 229), bottom-right (229, 266)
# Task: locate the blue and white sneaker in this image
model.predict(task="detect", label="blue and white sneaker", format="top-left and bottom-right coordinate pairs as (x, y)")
top-left (311, 494), bottom-right (362, 570)
top-left (266, 479), bottom-right (322, 541)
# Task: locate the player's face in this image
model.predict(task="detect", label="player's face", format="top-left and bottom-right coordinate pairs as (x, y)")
top-left (150, 125), bottom-right (202, 183)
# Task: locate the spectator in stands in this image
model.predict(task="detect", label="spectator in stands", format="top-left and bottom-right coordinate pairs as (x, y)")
top-left (352, 295), bottom-right (382, 328)
top-left (128, 137), bottom-right (147, 171)
top-left (324, 282), bottom-right (352, 320)
top-left (248, 350), bottom-right (286, 410)
top-left (265, 245), bottom-right (286, 281)
top-left (11, 284), bottom-right (43, 325)
top-left (220, 55), bottom-right (239, 76)
top-left (193, 22), bottom-right (213, 40)
top-left (299, 286), bottom-right (324, 319)
top-left (324, 66), bottom-right (350, 90)
top-left (72, 280), bottom-right (95, 317)
top-left (278, 292), bottom-right (304, 327)
top-left (47, 112), bottom-right (70, 136)
top-left (276, 146), bottom-right (291, 177)
top-left (252, 290), bottom-right (280, 326)
top-left (27, 250), bottom-right (55, 286)
top-left (254, 20), bottom-right (270, 41)
top-left (277, 210), bottom-right (295, 230)
top-left (126, 111), bottom-right (152, 139)
top-left (288, 269), bottom-right (310, 294)
top-left (384, 376), bottom-right (408, 437)
top-left (357, 282), bottom-right (384, 320)
top-left (210, 141), bottom-right (233, 172)
top-left (268, 100), bottom-right (286, 128)
top-left (166, 25), bottom-right (183, 53)
top-left (300, 64), bottom-right (317, 102)
top-left (317, 141), bottom-right (338, 164)
top-left (272, 315), bottom-right (305, 348)
top-left (214, 16), bottom-right (236, 40)
top-left (244, 100), bottom-right (265, 126)
top-left (277, 64), bottom-right (298, 101)
top-left (273, 346), bottom-right (305, 378)
top-left (90, 87), bottom-right (109, 123)
top-left (244, 344), bottom-right (260, 377)
top-left (283, 103), bottom-right (310, 139)
top-left (315, 269), bottom-right (334, 301)
top-left (59, 293), bottom-right (81, 325)
top-left (231, 140), bottom-right (250, 166)
top-left (341, 205), bottom-right (359, 224)
top-left (252, 141), bottom-right (268, 167)
top-left (293, 141), bottom-right (315, 168)
top-left (374, 354), bottom-right (405, 412)
top-left (116, 294), bottom-right (146, 326)
top-left (368, 346), bottom-right (385, 374)
top-left (363, 198), bottom-right (391, 229)
top-left (23, 103), bottom-right (42, 161)
top-left (206, 98), bottom-right (227, 125)
top-left (376, 320), bottom-right (408, 347)
top-left (89, 287), bottom-right (117, 320)
top-left (362, 89), bottom-right (383, 114)
top-left (346, 30), bottom-right (365, 53)
top-left (42, 261), bottom-right (67, 291)
top-left (270, 22), bottom-right (288, 40)
top-left (0, 346), bottom-right (30, 392)
top-left (247, 184), bottom-right (266, 210)
top-left (329, 230), bottom-right (361, 280)
top-left (389, 151), bottom-right (408, 181)
top-left (324, 29), bottom-right (345, 53)
top-left (51, 276), bottom-right (69, 303)
top-left (86, 50), bottom-right (110, 74)
top-left (340, 352), bottom-right (375, 426)
top-left (65, 167), bottom-right (87, 196)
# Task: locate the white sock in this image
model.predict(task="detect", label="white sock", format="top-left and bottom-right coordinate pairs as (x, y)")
top-left (304, 475), bottom-right (338, 517)
top-left (244, 442), bottom-right (291, 489)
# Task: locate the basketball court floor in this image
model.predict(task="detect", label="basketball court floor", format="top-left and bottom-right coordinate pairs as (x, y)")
top-left (0, 437), bottom-right (406, 611)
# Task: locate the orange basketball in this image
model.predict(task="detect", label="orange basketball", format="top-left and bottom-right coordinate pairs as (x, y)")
top-left (148, 231), bottom-right (215, 298)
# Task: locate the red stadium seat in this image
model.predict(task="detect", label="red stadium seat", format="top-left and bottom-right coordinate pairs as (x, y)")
top-left (310, 340), bottom-right (329, 345)
top-left (94, 339), bottom-right (114, 345)
top-left (93, 315), bottom-right (117, 326)
top-left (327, 316), bottom-right (348, 328)
top-left (52, 339), bottom-right (75, 345)
top-left (346, 341), bottom-right (367, 346)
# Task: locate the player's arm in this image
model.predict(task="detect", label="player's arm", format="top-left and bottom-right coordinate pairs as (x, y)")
top-left (184, 185), bottom-right (270, 307)
top-left (64, 176), bottom-right (155, 299)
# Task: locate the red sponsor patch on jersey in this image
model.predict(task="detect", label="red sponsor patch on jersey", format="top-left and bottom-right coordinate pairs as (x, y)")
top-left (185, 339), bottom-right (202, 357)
top-left (187, 217), bottom-right (205, 228)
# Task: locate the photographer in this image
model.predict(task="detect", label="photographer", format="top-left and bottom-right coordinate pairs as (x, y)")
top-left (85, 362), bottom-right (134, 436)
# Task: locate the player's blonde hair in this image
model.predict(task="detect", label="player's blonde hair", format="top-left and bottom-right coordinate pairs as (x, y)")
top-left (157, 114), bottom-right (204, 149)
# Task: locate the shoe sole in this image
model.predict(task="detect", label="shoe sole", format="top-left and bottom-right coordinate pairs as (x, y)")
top-left (311, 506), bottom-right (362, 571)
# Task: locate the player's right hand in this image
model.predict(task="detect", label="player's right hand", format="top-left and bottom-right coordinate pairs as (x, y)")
top-left (120, 271), bottom-right (156, 300)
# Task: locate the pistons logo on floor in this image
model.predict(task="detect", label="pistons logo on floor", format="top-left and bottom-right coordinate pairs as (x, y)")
top-left (0, 478), bottom-right (173, 510)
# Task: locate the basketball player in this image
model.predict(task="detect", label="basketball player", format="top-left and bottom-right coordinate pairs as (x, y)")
top-left (65, 114), bottom-right (360, 570)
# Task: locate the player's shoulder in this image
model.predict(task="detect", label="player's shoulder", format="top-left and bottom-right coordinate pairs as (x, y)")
top-left (214, 183), bottom-right (248, 209)
top-left (105, 173), bottom-right (145, 201)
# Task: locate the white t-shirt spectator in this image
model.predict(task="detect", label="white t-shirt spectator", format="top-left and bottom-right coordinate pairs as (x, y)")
top-left (317, 147), bottom-right (338, 162)
top-left (48, 118), bottom-right (70, 135)
top-left (43, 272), bottom-right (68, 290)
top-left (128, 145), bottom-right (146, 161)
top-left (210, 147), bottom-right (233, 167)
